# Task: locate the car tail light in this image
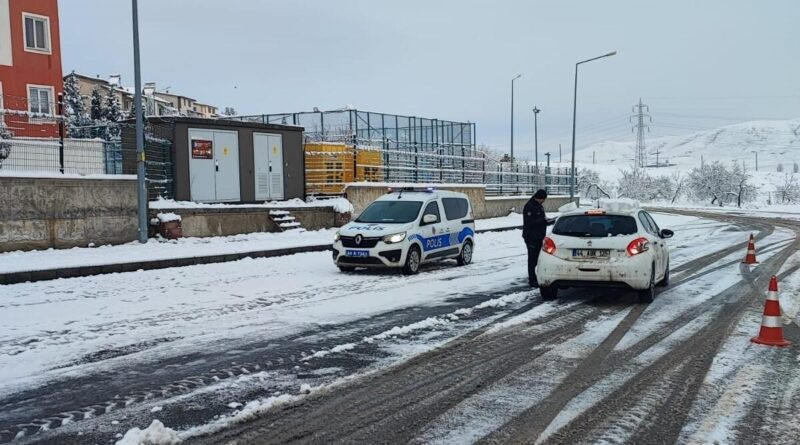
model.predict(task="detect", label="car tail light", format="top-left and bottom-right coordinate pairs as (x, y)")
top-left (627, 237), bottom-right (650, 256)
top-left (542, 237), bottom-right (557, 255)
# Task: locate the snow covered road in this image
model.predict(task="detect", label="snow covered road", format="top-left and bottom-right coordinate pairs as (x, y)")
top-left (1, 211), bottom-right (798, 444)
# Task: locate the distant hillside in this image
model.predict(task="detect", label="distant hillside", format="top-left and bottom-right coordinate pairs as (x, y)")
top-left (577, 119), bottom-right (800, 172)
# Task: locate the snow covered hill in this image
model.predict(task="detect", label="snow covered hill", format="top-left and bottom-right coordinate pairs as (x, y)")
top-left (576, 119), bottom-right (800, 172)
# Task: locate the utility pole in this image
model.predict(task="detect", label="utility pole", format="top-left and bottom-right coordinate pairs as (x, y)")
top-left (752, 151), bottom-right (758, 171)
top-left (544, 152), bottom-right (551, 194)
top-left (532, 106), bottom-right (540, 170)
top-left (510, 74), bottom-right (521, 163)
top-left (654, 147), bottom-right (661, 167)
top-left (559, 143), bottom-right (562, 163)
top-left (630, 98), bottom-right (651, 168)
top-left (593, 150), bottom-right (596, 164)
top-left (570, 51), bottom-right (616, 199)
top-left (132, 0), bottom-right (147, 243)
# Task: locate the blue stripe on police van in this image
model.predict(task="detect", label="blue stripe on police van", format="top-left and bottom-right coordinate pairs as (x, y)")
top-left (408, 227), bottom-right (474, 252)
top-left (457, 227), bottom-right (475, 243)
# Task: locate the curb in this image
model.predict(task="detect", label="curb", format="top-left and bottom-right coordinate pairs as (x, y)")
top-left (0, 225), bottom-right (523, 285)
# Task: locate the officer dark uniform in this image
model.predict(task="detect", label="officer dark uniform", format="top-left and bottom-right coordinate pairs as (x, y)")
top-left (522, 189), bottom-right (554, 287)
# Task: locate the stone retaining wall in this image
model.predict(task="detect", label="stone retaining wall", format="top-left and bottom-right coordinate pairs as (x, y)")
top-left (0, 175), bottom-right (138, 252)
top-left (344, 183), bottom-right (578, 219)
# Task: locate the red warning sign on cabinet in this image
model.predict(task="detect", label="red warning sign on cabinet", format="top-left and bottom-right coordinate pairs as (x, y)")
top-left (191, 139), bottom-right (213, 159)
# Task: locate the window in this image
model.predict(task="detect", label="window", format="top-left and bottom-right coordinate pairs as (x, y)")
top-left (355, 201), bottom-right (423, 224)
top-left (23, 14), bottom-right (50, 53)
top-left (553, 215), bottom-right (638, 238)
top-left (638, 212), bottom-right (657, 235)
top-left (421, 201), bottom-right (441, 224)
top-left (28, 85), bottom-right (53, 115)
top-left (643, 212), bottom-right (661, 234)
top-left (442, 197), bottom-right (469, 220)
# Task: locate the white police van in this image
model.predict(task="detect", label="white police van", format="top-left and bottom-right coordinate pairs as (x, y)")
top-left (333, 187), bottom-right (476, 274)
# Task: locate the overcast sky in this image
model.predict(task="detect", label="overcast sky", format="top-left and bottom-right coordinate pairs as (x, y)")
top-left (61, 0), bottom-right (800, 160)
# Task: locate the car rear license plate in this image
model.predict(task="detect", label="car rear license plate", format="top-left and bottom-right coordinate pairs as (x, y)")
top-left (572, 249), bottom-right (610, 259)
top-left (345, 250), bottom-right (370, 258)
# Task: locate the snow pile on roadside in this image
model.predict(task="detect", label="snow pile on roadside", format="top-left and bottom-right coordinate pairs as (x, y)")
top-left (156, 213), bottom-right (181, 223)
top-left (116, 420), bottom-right (181, 445)
top-left (0, 228), bottom-right (336, 274)
top-left (150, 197), bottom-right (354, 214)
top-left (180, 392), bottom-right (309, 438)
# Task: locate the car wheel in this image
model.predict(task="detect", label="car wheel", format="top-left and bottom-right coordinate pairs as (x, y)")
top-left (657, 260), bottom-right (669, 287)
top-left (638, 264), bottom-right (656, 303)
top-left (403, 246), bottom-right (421, 275)
top-left (338, 266), bottom-right (355, 273)
top-left (456, 240), bottom-right (473, 266)
top-left (540, 286), bottom-right (558, 301)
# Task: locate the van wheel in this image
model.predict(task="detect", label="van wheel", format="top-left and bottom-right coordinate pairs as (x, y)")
top-left (657, 260), bottom-right (669, 287)
top-left (457, 240), bottom-right (473, 266)
top-left (638, 264), bottom-right (656, 303)
top-left (403, 246), bottom-right (421, 275)
top-left (338, 266), bottom-right (355, 273)
top-left (540, 286), bottom-right (558, 301)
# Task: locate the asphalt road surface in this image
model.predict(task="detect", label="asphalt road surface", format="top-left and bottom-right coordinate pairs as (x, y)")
top-left (3, 210), bottom-right (799, 445)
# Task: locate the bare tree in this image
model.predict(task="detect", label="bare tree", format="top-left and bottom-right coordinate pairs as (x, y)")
top-left (776, 173), bottom-right (800, 203)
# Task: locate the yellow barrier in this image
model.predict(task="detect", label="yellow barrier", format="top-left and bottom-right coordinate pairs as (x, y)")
top-left (304, 142), bottom-right (383, 195)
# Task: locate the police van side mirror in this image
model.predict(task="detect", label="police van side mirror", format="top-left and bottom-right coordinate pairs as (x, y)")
top-left (422, 214), bottom-right (438, 224)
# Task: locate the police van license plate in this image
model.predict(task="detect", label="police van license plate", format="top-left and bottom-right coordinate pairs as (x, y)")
top-left (572, 249), bottom-right (610, 259)
top-left (345, 250), bottom-right (370, 258)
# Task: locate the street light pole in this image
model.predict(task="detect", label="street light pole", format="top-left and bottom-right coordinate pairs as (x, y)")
top-left (132, 0), bottom-right (147, 243)
top-left (510, 74), bottom-right (521, 163)
top-left (570, 51), bottom-right (616, 199)
top-left (532, 106), bottom-right (540, 170)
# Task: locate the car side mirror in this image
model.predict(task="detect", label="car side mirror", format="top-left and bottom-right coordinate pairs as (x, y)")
top-left (422, 214), bottom-right (438, 224)
top-left (660, 229), bottom-right (674, 239)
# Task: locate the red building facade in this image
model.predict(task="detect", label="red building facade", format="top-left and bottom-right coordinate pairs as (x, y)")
top-left (0, 0), bottom-right (63, 138)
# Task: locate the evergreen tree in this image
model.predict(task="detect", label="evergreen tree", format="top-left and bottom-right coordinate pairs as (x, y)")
top-left (63, 72), bottom-right (88, 137)
top-left (223, 106), bottom-right (237, 116)
top-left (103, 91), bottom-right (123, 123)
top-left (103, 91), bottom-right (123, 140)
top-left (90, 85), bottom-right (104, 122)
top-left (0, 118), bottom-right (12, 168)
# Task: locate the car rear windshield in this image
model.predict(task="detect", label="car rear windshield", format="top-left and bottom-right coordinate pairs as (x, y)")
top-left (355, 201), bottom-right (423, 223)
top-left (552, 214), bottom-right (638, 237)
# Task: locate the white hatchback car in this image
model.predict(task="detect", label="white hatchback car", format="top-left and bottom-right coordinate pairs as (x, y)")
top-left (333, 188), bottom-right (476, 274)
top-left (536, 199), bottom-right (673, 303)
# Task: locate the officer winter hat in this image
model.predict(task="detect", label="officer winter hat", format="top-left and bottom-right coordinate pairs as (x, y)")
top-left (534, 189), bottom-right (548, 199)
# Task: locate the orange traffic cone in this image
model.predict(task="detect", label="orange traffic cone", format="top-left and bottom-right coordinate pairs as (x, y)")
top-left (751, 276), bottom-right (791, 347)
top-left (742, 234), bottom-right (758, 264)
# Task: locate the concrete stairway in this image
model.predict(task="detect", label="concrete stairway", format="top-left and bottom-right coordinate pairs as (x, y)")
top-left (269, 210), bottom-right (303, 232)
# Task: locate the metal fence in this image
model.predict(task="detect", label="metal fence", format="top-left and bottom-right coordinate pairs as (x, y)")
top-left (229, 109), bottom-right (575, 197)
top-left (0, 93), bottom-right (174, 199)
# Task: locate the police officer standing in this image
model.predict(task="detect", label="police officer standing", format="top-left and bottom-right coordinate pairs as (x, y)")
top-left (522, 189), bottom-right (554, 287)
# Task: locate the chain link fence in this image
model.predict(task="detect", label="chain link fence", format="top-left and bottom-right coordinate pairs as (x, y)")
top-left (0, 93), bottom-right (174, 200)
top-left (229, 110), bottom-right (575, 197)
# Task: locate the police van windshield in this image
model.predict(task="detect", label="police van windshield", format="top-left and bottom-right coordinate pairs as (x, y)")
top-left (553, 214), bottom-right (638, 238)
top-left (355, 201), bottom-right (423, 224)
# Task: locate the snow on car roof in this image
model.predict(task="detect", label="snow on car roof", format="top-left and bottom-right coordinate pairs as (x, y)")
top-left (599, 198), bottom-right (640, 213)
top-left (562, 198), bottom-right (641, 216)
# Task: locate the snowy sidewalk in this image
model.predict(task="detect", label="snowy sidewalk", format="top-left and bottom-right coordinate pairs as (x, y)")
top-left (0, 214), bottom-right (528, 284)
